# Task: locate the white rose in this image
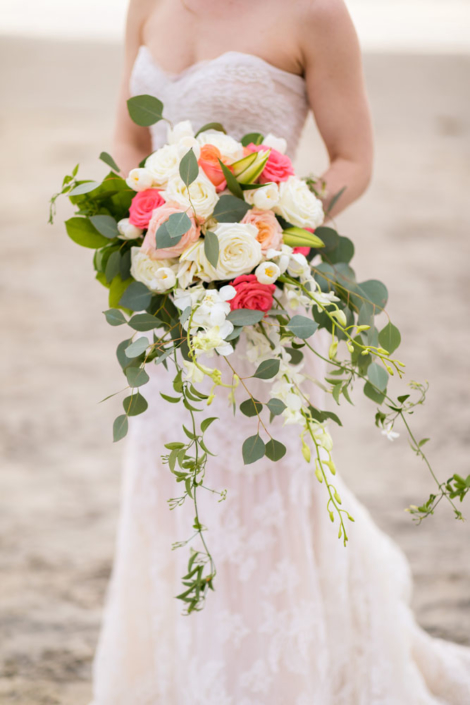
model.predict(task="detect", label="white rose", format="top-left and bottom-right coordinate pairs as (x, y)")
top-left (164, 172), bottom-right (218, 220)
top-left (214, 223), bottom-right (263, 280)
top-left (145, 144), bottom-right (180, 187)
top-left (130, 247), bottom-right (176, 293)
top-left (117, 218), bottom-right (142, 241)
top-left (262, 133), bottom-right (287, 155)
top-left (244, 182), bottom-right (280, 210)
top-left (178, 240), bottom-right (218, 285)
top-left (167, 120), bottom-right (195, 144)
top-left (176, 139), bottom-right (201, 160)
top-left (275, 177), bottom-right (324, 229)
top-left (255, 261), bottom-right (280, 285)
top-left (197, 130), bottom-right (244, 161)
top-left (126, 167), bottom-right (154, 192)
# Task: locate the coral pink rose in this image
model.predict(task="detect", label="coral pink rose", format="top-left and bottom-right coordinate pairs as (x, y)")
top-left (143, 201), bottom-right (201, 259)
top-left (198, 144), bottom-right (229, 192)
top-left (241, 208), bottom-right (283, 252)
top-left (245, 143), bottom-right (295, 184)
top-left (230, 274), bottom-right (276, 314)
top-left (129, 188), bottom-right (165, 228)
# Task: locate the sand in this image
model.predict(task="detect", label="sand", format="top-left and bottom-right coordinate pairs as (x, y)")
top-left (0, 37), bottom-right (469, 704)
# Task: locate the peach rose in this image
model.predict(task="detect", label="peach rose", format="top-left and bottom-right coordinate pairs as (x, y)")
top-left (198, 144), bottom-right (229, 192)
top-left (241, 208), bottom-right (283, 252)
top-left (143, 201), bottom-right (200, 260)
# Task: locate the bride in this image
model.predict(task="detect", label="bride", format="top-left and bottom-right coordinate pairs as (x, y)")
top-left (91, 0), bottom-right (470, 703)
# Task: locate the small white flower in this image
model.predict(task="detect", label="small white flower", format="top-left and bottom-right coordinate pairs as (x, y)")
top-left (167, 120), bottom-right (195, 145)
top-left (255, 261), bottom-right (280, 285)
top-left (182, 360), bottom-right (205, 384)
top-left (117, 218), bottom-right (142, 241)
top-left (381, 423), bottom-right (400, 442)
top-left (126, 167), bottom-right (154, 192)
top-left (145, 144), bottom-right (180, 187)
top-left (275, 176), bottom-right (324, 229)
top-left (283, 285), bottom-right (311, 311)
top-left (285, 391), bottom-right (303, 412)
top-left (266, 244), bottom-right (293, 274)
top-left (173, 285), bottom-right (205, 312)
top-left (192, 324), bottom-right (234, 357)
top-left (287, 252), bottom-right (311, 280)
top-left (262, 133), bottom-right (287, 154)
top-left (191, 287), bottom-right (236, 329)
top-left (196, 130), bottom-right (244, 161)
top-left (244, 182), bottom-right (280, 210)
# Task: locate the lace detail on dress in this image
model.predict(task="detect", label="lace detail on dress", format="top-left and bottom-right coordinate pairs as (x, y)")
top-left (130, 47), bottom-right (309, 157)
top-left (90, 49), bottom-right (470, 705)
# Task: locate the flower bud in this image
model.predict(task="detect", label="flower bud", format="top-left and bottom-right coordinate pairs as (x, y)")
top-left (302, 442), bottom-right (311, 463)
top-left (315, 467), bottom-right (324, 484)
top-left (329, 340), bottom-right (338, 360)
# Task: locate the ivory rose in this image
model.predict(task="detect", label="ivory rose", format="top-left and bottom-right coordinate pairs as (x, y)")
top-left (163, 172), bottom-right (219, 220)
top-left (129, 188), bottom-right (165, 228)
top-left (244, 182), bottom-right (280, 210)
top-left (275, 176), bottom-right (324, 229)
top-left (246, 143), bottom-right (295, 183)
top-left (198, 144), bottom-right (228, 192)
top-left (145, 144), bottom-right (180, 186)
top-left (213, 223), bottom-right (263, 280)
top-left (130, 248), bottom-right (177, 293)
top-left (241, 208), bottom-right (283, 252)
top-left (143, 201), bottom-right (200, 259)
top-left (196, 130), bottom-right (244, 161)
top-left (229, 274), bottom-right (276, 313)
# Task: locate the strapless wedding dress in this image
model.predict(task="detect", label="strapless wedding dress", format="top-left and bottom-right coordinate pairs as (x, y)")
top-left (90, 47), bottom-right (470, 705)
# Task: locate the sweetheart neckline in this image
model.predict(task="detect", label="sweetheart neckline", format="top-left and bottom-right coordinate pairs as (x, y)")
top-left (137, 45), bottom-right (306, 86)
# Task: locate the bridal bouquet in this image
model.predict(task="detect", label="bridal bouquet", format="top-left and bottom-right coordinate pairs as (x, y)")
top-left (51, 94), bottom-right (469, 612)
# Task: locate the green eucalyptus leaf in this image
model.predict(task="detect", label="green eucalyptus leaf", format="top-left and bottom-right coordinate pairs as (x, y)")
top-left (127, 94), bottom-right (164, 127)
top-left (359, 280), bottom-right (388, 311)
top-left (364, 381), bottom-right (386, 405)
top-left (265, 439), bottom-right (287, 462)
top-left (125, 336), bottom-right (149, 358)
top-left (109, 273), bottom-right (132, 309)
top-left (65, 217), bottom-right (109, 249)
top-left (379, 322), bottom-right (401, 354)
top-left (123, 392), bottom-right (148, 416)
top-left (204, 230), bottom-right (219, 268)
top-left (286, 315), bottom-right (319, 340)
top-left (253, 359), bottom-right (280, 380)
top-left (225, 325), bottom-right (242, 341)
top-left (368, 362), bottom-right (389, 392)
top-left (89, 215), bottom-right (119, 239)
top-left (119, 282), bottom-right (152, 311)
top-left (113, 414), bottom-right (128, 442)
top-left (155, 221), bottom-right (178, 249)
top-left (240, 398), bottom-right (263, 417)
top-left (129, 313), bottom-right (159, 331)
top-left (125, 367), bottom-right (150, 388)
top-left (213, 194), bottom-right (251, 223)
top-left (103, 308), bottom-right (126, 326)
top-left (195, 122), bottom-right (227, 136)
top-left (68, 181), bottom-right (101, 196)
top-left (328, 236), bottom-right (355, 264)
top-left (266, 398), bottom-right (287, 416)
top-left (314, 227), bottom-right (340, 253)
top-left (179, 148), bottom-right (199, 186)
top-left (241, 132), bottom-right (264, 147)
top-left (242, 435), bottom-right (266, 465)
top-left (166, 211), bottom-right (192, 239)
top-left (105, 250), bottom-right (121, 284)
top-left (99, 151), bottom-right (120, 172)
top-left (227, 309), bottom-right (265, 326)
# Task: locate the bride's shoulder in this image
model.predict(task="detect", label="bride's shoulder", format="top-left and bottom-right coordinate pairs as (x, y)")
top-left (296, 0), bottom-right (360, 55)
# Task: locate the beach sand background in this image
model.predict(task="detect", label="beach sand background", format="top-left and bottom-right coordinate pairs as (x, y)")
top-left (1, 15), bottom-right (470, 705)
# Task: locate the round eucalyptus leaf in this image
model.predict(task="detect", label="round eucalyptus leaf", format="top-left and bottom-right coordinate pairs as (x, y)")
top-left (103, 308), bottom-right (126, 326)
top-left (359, 279), bottom-right (389, 311)
top-left (286, 315), bottom-right (319, 340)
top-left (129, 313), bottom-right (160, 332)
top-left (227, 309), bottom-right (265, 326)
top-left (125, 367), bottom-right (150, 388)
top-left (213, 194), bottom-right (251, 223)
top-left (123, 392), bottom-right (149, 416)
top-left (265, 439), bottom-right (287, 462)
top-left (127, 95), bottom-right (164, 127)
top-left (240, 398), bottom-right (263, 417)
top-left (119, 282), bottom-right (152, 312)
top-left (253, 359), bottom-right (280, 380)
top-left (266, 398), bottom-right (287, 416)
top-left (65, 217), bottom-right (109, 249)
top-left (113, 415), bottom-right (128, 442)
top-left (242, 435), bottom-right (266, 465)
top-left (379, 322), bottom-right (402, 355)
top-left (89, 215), bottom-right (119, 239)
top-left (125, 337), bottom-right (149, 358)
top-left (367, 362), bottom-right (389, 392)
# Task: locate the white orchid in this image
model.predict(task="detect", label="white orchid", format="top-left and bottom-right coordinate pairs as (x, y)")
top-left (182, 360), bottom-right (206, 384)
top-left (265, 244), bottom-right (293, 274)
top-left (192, 323), bottom-right (234, 357)
top-left (381, 423), bottom-right (400, 442)
top-left (190, 286), bottom-right (236, 329)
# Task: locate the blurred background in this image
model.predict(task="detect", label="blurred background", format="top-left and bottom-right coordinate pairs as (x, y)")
top-left (1, 1), bottom-right (470, 703)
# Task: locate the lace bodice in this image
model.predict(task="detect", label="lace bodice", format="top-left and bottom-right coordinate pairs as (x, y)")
top-left (130, 47), bottom-right (309, 157)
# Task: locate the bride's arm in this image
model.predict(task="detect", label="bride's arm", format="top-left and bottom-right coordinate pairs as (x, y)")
top-left (113, 0), bottom-right (154, 175)
top-left (300, 0), bottom-right (374, 217)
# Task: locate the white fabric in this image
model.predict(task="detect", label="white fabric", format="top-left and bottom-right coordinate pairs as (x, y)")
top-left (91, 49), bottom-right (470, 704)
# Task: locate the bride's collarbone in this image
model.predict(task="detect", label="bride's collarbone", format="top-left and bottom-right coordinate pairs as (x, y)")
top-left (141, 0), bottom-right (303, 77)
